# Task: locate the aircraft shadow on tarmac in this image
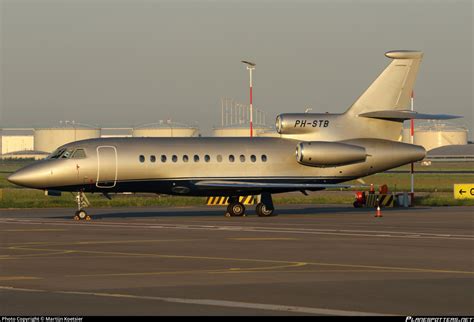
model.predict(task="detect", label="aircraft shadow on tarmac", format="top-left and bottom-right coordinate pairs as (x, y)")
top-left (51, 206), bottom-right (426, 220)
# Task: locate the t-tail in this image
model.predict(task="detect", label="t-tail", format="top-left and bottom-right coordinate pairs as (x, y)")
top-left (345, 50), bottom-right (424, 116)
top-left (274, 50), bottom-right (460, 142)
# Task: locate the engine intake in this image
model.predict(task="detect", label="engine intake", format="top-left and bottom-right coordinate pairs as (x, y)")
top-left (296, 141), bottom-right (367, 167)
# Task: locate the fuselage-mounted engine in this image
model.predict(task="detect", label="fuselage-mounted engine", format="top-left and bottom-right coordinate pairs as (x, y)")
top-left (296, 141), bottom-right (367, 167)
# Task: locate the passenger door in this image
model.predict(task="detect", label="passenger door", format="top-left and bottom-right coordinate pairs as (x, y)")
top-left (96, 146), bottom-right (117, 188)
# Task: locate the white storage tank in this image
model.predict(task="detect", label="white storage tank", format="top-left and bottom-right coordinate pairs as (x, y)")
top-left (34, 125), bottom-right (101, 153)
top-left (133, 122), bottom-right (199, 137)
top-left (413, 122), bottom-right (468, 151)
top-left (101, 128), bottom-right (133, 138)
top-left (212, 125), bottom-right (273, 137)
top-left (401, 127), bottom-right (412, 143)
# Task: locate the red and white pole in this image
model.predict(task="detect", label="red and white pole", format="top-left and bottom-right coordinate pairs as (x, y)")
top-left (410, 90), bottom-right (415, 194)
top-left (242, 61), bottom-right (256, 138)
top-left (248, 66), bottom-right (254, 138)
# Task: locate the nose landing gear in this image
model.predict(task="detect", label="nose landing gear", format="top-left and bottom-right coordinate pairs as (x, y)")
top-left (73, 191), bottom-right (91, 221)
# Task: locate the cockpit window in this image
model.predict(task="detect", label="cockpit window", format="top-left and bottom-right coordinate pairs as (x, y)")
top-left (72, 149), bottom-right (86, 159)
top-left (47, 148), bottom-right (76, 159)
top-left (48, 148), bottom-right (66, 159)
top-left (61, 150), bottom-right (72, 158)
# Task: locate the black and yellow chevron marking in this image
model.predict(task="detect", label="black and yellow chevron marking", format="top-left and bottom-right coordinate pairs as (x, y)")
top-left (366, 194), bottom-right (394, 208)
top-left (206, 196), bottom-right (255, 206)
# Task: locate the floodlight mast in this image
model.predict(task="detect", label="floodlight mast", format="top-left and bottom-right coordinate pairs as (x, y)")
top-left (242, 61), bottom-right (256, 137)
top-left (410, 90), bottom-right (415, 194)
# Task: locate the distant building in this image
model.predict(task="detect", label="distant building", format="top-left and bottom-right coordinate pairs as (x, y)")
top-left (212, 124), bottom-right (273, 137)
top-left (1, 150), bottom-right (49, 160)
top-left (133, 121), bottom-right (199, 137)
top-left (1, 120), bottom-right (200, 159)
top-left (402, 122), bottom-right (468, 151)
top-left (34, 125), bottom-right (101, 153)
top-left (0, 128), bottom-right (34, 155)
top-left (101, 128), bottom-right (133, 138)
top-left (425, 144), bottom-right (474, 162)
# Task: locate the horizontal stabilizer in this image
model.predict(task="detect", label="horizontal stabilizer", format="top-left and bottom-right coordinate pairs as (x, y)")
top-left (195, 180), bottom-right (363, 190)
top-left (359, 110), bottom-right (461, 122)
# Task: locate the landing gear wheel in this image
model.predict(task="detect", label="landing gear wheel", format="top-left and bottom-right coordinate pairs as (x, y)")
top-left (75, 209), bottom-right (88, 220)
top-left (256, 203), bottom-right (274, 217)
top-left (227, 202), bottom-right (246, 217)
top-left (73, 191), bottom-right (91, 221)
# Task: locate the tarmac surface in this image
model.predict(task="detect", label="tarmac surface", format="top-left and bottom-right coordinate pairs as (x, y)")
top-left (0, 204), bottom-right (473, 316)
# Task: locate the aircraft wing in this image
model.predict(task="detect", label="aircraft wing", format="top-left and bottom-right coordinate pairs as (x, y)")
top-left (359, 110), bottom-right (461, 122)
top-left (195, 180), bottom-right (361, 190)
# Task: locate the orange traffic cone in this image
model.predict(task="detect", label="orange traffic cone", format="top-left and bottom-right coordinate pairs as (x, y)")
top-left (375, 205), bottom-right (382, 218)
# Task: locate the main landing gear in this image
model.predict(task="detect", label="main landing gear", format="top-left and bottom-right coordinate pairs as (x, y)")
top-left (224, 193), bottom-right (275, 217)
top-left (225, 196), bottom-right (246, 217)
top-left (73, 191), bottom-right (91, 221)
top-left (256, 192), bottom-right (275, 217)
top-left (256, 203), bottom-right (274, 217)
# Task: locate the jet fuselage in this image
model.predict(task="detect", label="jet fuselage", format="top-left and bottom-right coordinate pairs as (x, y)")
top-left (8, 137), bottom-right (425, 196)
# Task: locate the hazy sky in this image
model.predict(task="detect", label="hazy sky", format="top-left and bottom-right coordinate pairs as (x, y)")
top-left (0, 0), bottom-right (472, 137)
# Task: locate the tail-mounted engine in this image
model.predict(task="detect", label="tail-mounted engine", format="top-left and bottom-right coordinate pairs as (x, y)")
top-left (296, 141), bottom-right (367, 167)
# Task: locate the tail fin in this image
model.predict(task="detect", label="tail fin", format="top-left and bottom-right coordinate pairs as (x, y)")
top-left (346, 50), bottom-right (423, 116)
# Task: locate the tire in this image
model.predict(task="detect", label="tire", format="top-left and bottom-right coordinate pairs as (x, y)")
top-left (76, 209), bottom-right (87, 220)
top-left (256, 203), bottom-right (274, 217)
top-left (228, 202), bottom-right (245, 217)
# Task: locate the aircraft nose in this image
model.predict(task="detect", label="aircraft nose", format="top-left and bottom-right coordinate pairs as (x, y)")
top-left (8, 165), bottom-right (49, 188)
top-left (8, 169), bottom-right (33, 187)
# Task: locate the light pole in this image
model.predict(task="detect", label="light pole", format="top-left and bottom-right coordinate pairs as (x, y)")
top-left (242, 60), bottom-right (255, 137)
top-left (410, 90), bottom-right (415, 195)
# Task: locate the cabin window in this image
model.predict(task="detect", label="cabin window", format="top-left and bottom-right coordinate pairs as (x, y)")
top-left (194, 155), bottom-right (200, 162)
top-left (229, 155), bottom-right (235, 162)
top-left (161, 155), bottom-right (167, 162)
top-left (261, 155), bottom-right (267, 162)
top-left (240, 155), bottom-right (245, 162)
top-left (150, 155), bottom-right (156, 163)
top-left (217, 155), bottom-right (223, 162)
top-left (172, 155), bottom-right (178, 162)
top-left (250, 155), bottom-right (256, 162)
top-left (183, 155), bottom-right (189, 162)
top-left (139, 155), bottom-right (145, 163)
top-left (204, 155), bottom-right (210, 162)
top-left (72, 149), bottom-right (86, 159)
